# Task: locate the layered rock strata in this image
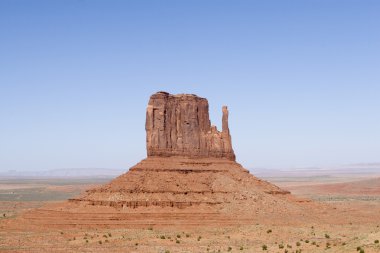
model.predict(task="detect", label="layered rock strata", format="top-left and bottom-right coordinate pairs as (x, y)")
top-left (146, 91), bottom-right (235, 160)
top-left (21, 91), bottom-right (304, 228)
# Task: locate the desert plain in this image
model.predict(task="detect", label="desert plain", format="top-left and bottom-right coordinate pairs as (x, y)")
top-left (0, 166), bottom-right (380, 253)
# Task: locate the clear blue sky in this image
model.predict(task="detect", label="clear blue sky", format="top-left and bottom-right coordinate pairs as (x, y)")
top-left (1, 0), bottom-right (379, 171)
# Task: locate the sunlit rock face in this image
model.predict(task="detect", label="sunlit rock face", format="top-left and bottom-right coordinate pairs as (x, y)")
top-left (145, 91), bottom-right (235, 161)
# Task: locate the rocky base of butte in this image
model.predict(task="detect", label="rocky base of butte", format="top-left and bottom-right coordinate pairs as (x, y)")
top-left (20, 92), bottom-right (328, 228)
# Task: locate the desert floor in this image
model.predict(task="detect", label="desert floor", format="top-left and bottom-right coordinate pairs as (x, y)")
top-left (1, 174), bottom-right (380, 253)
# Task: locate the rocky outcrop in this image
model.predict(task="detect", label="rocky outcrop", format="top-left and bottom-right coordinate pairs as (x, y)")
top-left (21, 91), bottom-right (300, 229)
top-left (146, 91), bottom-right (235, 160)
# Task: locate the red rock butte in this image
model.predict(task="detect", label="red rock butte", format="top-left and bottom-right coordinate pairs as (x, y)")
top-left (20, 92), bottom-right (326, 228)
top-left (146, 91), bottom-right (235, 160)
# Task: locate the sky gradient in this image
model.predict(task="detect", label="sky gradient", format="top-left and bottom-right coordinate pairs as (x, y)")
top-left (1, 0), bottom-right (379, 171)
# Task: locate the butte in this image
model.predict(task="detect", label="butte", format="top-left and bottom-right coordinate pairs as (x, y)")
top-left (21, 92), bottom-right (326, 228)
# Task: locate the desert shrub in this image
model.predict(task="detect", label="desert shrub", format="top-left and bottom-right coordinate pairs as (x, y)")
top-left (325, 234), bottom-right (330, 239)
top-left (312, 241), bottom-right (316, 245)
top-left (164, 250), bottom-right (170, 253)
top-left (357, 246), bottom-right (362, 251)
top-left (105, 239), bottom-right (109, 243)
top-left (262, 244), bottom-right (267, 250)
top-left (240, 246), bottom-right (243, 250)
top-left (160, 235), bottom-right (166, 239)
top-left (186, 234), bottom-right (190, 238)
top-left (375, 240), bottom-right (379, 244)
top-left (108, 233), bottom-right (112, 237)
top-left (267, 229), bottom-right (272, 234)
top-left (227, 247), bottom-right (232, 251)
top-left (197, 236), bottom-right (202, 241)
top-left (98, 240), bottom-right (102, 244)
top-left (360, 249), bottom-right (365, 253)
top-left (135, 243), bottom-right (138, 246)
top-left (305, 240), bottom-right (309, 243)
top-left (279, 244), bottom-right (284, 249)
top-left (177, 234), bottom-right (181, 238)
top-left (296, 242), bottom-right (301, 246)
top-left (85, 240), bottom-right (88, 243)
top-left (176, 240), bottom-right (180, 244)
top-left (287, 244), bottom-right (292, 248)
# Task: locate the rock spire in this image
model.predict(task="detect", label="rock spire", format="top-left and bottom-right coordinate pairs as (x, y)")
top-left (145, 91), bottom-right (235, 160)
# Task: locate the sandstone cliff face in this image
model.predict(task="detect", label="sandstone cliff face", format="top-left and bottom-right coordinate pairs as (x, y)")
top-left (146, 91), bottom-right (235, 160)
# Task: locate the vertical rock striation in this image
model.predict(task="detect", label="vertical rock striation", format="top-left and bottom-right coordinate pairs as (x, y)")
top-left (146, 91), bottom-right (235, 160)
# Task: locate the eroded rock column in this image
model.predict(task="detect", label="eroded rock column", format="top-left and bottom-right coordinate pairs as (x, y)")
top-left (146, 91), bottom-right (235, 160)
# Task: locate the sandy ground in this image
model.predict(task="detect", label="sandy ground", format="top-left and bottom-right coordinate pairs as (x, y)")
top-left (1, 176), bottom-right (380, 253)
